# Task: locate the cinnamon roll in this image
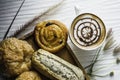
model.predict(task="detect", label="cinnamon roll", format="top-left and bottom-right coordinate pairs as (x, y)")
top-left (34, 20), bottom-right (68, 53)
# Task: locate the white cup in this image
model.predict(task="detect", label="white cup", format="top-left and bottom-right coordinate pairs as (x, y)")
top-left (69, 13), bottom-right (106, 51)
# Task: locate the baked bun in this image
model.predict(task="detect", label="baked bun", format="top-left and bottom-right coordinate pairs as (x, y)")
top-left (0, 38), bottom-right (34, 77)
top-left (16, 71), bottom-right (42, 80)
top-left (34, 20), bottom-right (68, 53)
top-left (32, 49), bottom-right (85, 80)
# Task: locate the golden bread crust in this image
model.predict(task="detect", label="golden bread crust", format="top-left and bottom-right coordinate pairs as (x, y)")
top-left (0, 38), bottom-right (34, 77)
top-left (16, 71), bottom-right (42, 80)
top-left (34, 20), bottom-right (68, 53)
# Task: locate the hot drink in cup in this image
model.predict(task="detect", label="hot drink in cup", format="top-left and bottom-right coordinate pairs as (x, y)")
top-left (69, 13), bottom-right (106, 50)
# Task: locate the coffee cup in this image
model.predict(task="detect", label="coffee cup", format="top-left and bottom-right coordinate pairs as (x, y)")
top-left (69, 13), bottom-right (106, 50)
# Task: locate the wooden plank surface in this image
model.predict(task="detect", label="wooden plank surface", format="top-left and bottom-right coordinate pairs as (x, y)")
top-left (0, 0), bottom-right (23, 41)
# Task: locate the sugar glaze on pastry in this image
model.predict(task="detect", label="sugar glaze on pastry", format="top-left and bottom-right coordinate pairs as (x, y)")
top-left (34, 20), bottom-right (68, 53)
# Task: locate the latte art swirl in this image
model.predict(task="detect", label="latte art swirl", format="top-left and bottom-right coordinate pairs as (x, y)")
top-left (74, 18), bottom-right (101, 46)
top-left (70, 13), bottom-right (106, 50)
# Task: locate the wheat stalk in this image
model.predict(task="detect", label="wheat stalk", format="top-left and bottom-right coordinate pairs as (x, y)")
top-left (104, 28), bottom-right (115, 50)
top-left (113, 45), bottom-right (120, 53)
top-left (86, 28), bottom-right (114, 77)
top-left (3, 0), bottom-right (25, 40)
top-left (10, 0), bottom-right (64, 38)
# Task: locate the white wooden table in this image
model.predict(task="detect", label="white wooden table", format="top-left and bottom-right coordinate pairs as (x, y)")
top-left (0, 0), bottom-right (120, 80)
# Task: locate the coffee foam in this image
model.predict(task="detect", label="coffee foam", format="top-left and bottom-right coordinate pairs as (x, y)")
top-left (69, 13), bottom-right (106, 50)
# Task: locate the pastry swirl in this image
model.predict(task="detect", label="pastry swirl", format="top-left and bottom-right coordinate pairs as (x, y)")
top-left (35, 20), bottom-right (68, 53)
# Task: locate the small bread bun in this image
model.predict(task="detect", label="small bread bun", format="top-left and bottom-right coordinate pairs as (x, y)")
top-left (16, 71), bottom-right (42, 80)
top-left (34, 20), bottom-right (68, 53)
top-left (0, 38), bottom-right (34, 77)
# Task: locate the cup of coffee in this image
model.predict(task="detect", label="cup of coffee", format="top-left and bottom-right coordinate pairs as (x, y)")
top-left (69, 13), bottom-right (106, 50)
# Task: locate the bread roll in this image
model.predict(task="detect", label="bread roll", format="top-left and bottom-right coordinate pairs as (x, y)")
top-left (0, 38), bottom-right (34, 77)
top-left (32, 49), bottom-right (84, 80)
top-left (16, 71), bottom-right (42, 80)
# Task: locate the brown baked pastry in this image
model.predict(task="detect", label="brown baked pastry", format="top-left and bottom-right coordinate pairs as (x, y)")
top-left (16, 71), bottom-right (42, 80)
top-left (0, 38), bottom-right (34, 77)
top-left (32, 49), bottom-right (85, 80)
top-left (34, 20), bottom-right (68, 53)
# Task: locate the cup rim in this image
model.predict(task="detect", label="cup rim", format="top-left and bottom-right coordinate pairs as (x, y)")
top-left (69, 13), bottom-right (106, 50)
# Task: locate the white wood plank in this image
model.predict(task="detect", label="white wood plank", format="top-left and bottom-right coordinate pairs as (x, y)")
top-left (0, 0), bottom-right (23, 40)
top-left (1, 0), bottom-right (120, 80)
